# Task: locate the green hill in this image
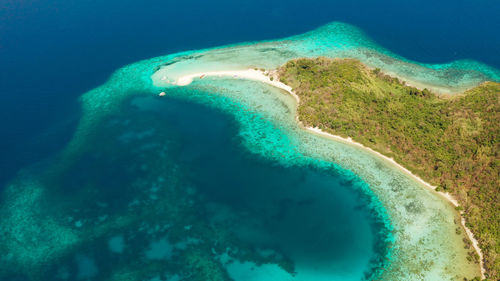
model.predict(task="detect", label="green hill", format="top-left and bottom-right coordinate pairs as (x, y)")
top-left (278, 57), bottom-right (500, 280)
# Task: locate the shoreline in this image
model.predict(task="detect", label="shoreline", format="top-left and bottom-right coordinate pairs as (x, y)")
top-left (171, 68), bottom-right (486, 279)
top-left (303, 126), bottom-right (485, 279)
top-left (374, 68), bottom-right (470, 95)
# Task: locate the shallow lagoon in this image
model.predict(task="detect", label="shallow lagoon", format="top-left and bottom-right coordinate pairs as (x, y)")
top-left (0, 90), bottom-right (386, 281)
top-left (0, 22), bottom-right (490, 280)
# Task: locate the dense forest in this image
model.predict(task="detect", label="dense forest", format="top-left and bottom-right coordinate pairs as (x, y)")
top-left (278, 58), bottom-right (500, 280)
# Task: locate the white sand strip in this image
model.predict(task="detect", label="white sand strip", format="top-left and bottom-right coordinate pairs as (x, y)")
top-left (174, 69), bottom-right (299, 102)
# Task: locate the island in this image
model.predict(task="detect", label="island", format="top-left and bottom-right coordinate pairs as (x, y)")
top-left (277, 58), bottom-right (499, 279)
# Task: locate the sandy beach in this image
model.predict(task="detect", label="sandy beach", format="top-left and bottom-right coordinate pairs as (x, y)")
top-left (172, 68), bottom-right (486, 278)
top-left (173, 69), bottom-right (299, 101)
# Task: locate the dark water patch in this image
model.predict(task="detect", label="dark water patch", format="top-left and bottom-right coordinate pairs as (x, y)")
top-left (129, 93), bottom-right (386, 279)
top-left (0, 90), bottom-right (389, 280)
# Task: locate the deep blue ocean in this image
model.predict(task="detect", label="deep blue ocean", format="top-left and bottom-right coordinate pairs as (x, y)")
top-left (1, 0), bottom-right (499, 185)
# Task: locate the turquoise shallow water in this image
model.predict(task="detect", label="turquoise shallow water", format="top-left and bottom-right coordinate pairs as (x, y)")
top-left (0, 22), bottom-right (490, 280)
top-left (152, 22), bottom-right (500, 94)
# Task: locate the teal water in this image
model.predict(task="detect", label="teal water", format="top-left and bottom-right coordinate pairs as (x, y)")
top-left (0, 22), bottom-right (489, 280)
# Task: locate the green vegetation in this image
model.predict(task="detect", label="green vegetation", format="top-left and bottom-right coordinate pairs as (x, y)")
top-left (278, 58), bottom-right (500, 280)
